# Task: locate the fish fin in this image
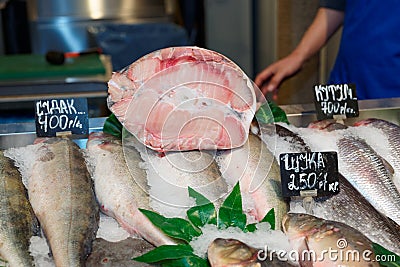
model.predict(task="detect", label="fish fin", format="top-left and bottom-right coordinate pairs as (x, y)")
top-left (380, 156), bottom-right (395, 177)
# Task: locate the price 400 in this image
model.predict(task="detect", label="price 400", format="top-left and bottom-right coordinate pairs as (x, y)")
top-left (288, 172), bottom-right (327, 191)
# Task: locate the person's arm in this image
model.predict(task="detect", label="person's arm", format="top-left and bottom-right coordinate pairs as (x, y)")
top-left (255, 7), bottom-right (345, 98)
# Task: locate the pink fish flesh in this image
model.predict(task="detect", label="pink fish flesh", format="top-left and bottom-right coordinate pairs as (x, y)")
top-left (108, 46), bottom-right (257, 152)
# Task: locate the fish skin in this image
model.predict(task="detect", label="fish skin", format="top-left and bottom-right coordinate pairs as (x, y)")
top-left (28, 138), bottom-right (99, 267)
top-left (337, 135), bottom-right (400, 225)
top-left (307, 120), bottom-right (348, 131)
top-left (354, 118), bottom-right (400, 189)
top-left (207, 238), bottom-right (290, 267)
top-left (86, 132), bottom-right (176, 246)
top-left (269, 124), bottom-right (400, 254)
top-left (0, 151), bottom-right (39, 267)
top-left (216, 133), bottom-right (288, 227)
top-left (316, 174), bottom-right (400, 255)
top-left (124, 130), bottom-right (229, 217)
top-left (282, 213), bottom-right (380, 267)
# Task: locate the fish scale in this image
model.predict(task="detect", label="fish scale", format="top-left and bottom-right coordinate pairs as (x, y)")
top-left (338, 135), bottom-right (400, 225)
top-left (12, 138), bottom-right (100, 267)
top-left (270, 123), bottom-right (400, 255)
top-left (355, 118), bottom-right (400, 190)
top-left (0, 151), bottom-right (38, 267)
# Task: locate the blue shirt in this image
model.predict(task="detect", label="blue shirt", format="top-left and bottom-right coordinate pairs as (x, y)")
top-left (321, 0), bottom-right (400, 99)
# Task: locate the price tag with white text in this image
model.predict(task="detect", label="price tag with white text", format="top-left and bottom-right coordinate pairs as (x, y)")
top-left (279, 152), bottom-right (340, 197)
top-left (314, 83), bottom-right (359, 120)
top-left (35, 98), bottom-right (89, 137)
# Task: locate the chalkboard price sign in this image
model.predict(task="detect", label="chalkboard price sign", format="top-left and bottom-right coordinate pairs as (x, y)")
top-left (314, 84), bottom-right (359, 120)
top-left (279, 152), bottom-right (339, 197)
top-left (35, 98), bottom-right (89, 137)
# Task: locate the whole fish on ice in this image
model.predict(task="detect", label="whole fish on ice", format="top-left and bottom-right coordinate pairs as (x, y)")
top-left (283, 213), bottom-right (380, 267)
top-left (215, 133), bottom-right (288, 227)
top-left (354, 118), bottom-right (400, 190)
top-left (124, 130), bottom-right (229, 218)
top-left (337, 135), bottom-right (400, 225)
top-left (0, 151), bottom-right (39, 267)
top-left (108, 46), bottom-right (257, 152)
top-left (86, 132), bottom-right (176, 246)
top-left (207, 238), bottom-right (291, 267)
top-left (6, 138), bottom-right (99, 267)
top-left (266, 123), bottom-right (400, 254)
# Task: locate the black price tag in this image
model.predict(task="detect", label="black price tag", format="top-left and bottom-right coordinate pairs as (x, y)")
top-left (279, 152), bottom-right (340, 197)
top-left (35, 98), bottom-right (89, 137)
top-left (313, 84), bottom-right (359, 120)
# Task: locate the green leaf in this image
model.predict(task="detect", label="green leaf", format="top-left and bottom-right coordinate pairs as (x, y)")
top-left (140, 209), bottom-right (202, 243)
top-left (255, 101), bottom-right (289, 124)
top-left (217, 182), bottom-right (247, 230)
top-left (245, 223), bottom-right (257, 233)
top-left (161, 256), bottom-right (210, 267)
top-left (372, 243), bottom-right (400, 266)
top-left (103, 113), bottom-right (123, 138)
top-left (260, 208), bottom-right (275, 230)
top-left (187, 187), bottom-right (217, 228)
top-left (133, 244), bottom-right (193, 263)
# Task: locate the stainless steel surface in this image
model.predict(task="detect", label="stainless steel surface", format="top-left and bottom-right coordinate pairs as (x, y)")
top-left (28, 0), bottom-right (167, 21)
top-left (0, 117), bottom-right (106, 149)
top-left (281, 98), bottom-right (400, 127)
top-left (27, 0), bottom-right (171, 54)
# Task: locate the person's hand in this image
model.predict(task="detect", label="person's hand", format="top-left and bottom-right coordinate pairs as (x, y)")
top-left (255, 53), bottom-right (304, 100)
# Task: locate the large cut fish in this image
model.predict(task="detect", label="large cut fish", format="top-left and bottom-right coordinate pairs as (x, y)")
top-left (7, 138), bottom-right (99, 267)
top-left (216, 133), bottom-right (288, 227)
top-left (0, 151), bottom-right (39, 266)
top-left (86, 132), bottom-right (176, 246)
top-left (108, 46), bottom-right (257, 152)
top-left (283, 213), bottom-right (380, 267)
top-left (268, 123), bottom-right (400, 254)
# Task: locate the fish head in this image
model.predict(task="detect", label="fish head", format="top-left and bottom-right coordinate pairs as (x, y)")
top-left (307, 120), bottom-right (347, 131)
top-left (282, 213), bottom-right (324, 239)
top-left (87, 132), bottom-right (121, 151)
top-left (207, 238), bottom-right (259, 267)
top-left (353, 118), bottom-right (377, 126)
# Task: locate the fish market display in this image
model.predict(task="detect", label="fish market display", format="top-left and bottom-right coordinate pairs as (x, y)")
top-left (266, 123), bottom-right (400, 254)
top-left (108, 46), bottom-right (257, 152)
top-left (0, 151), bottom-right (39, 266)
top-left (124, 130), bottom-right (229, 218)
top-left (207, 238), bottom-right (290, 267)
top-left (86, 132), bottom-right (176, 246)
top-left (216, 133), bottom-right (288, 226)
top-left (337, 135), bottom-right (400, 225)
top-left (283, 213), bottom-right (380, 267)
top-left (6, 138), bottom-right (99, 267)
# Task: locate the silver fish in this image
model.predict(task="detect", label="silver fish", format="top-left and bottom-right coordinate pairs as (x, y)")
top-left (283, 213), bottom-right (380, 267)
top-left (216, 133), bottom-right (288, 227)
top-left (338, 135), bottom-right (400, 225)
top-left (0, 151), bottom-right (39, 266)
top-left (23, 138), bottom-right (99, 267)
top-left (86, 132), bottom-right (176, 246)
top-left (124, 129), bottom-right (229, 218)
top-left (270, 125), bottom-right (400, 254)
